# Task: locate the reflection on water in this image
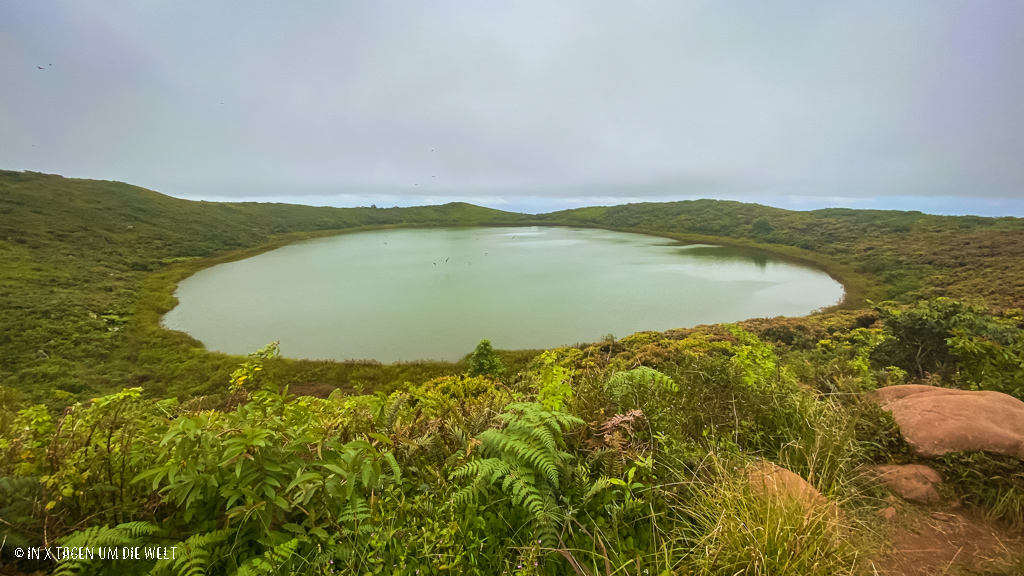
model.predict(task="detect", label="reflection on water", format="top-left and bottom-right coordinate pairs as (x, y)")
top-left (677, 243), bottom-right (771, 270)
top-left (163, 227), bottom-right (844, 362)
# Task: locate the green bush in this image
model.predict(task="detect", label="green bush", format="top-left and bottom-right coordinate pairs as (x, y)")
top-left (468, 338), bottom-right (505, 378)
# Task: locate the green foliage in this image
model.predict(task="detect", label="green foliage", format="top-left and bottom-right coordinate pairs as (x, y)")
top-left (789, 328), bottom-right (891, 394)
top-left (6, 170), bottom-right (1024, 574)
top-left (680, 457), bottom-right (857, 576)
top-left (6, 315), bottom-right (1023, 574)
top-left (403, 374), bottom-right (511, 434)
top-left (776, 397), bottom-right (866, 497)
top-left (468, 338), bottom-right (505, 378)
top-left (872, 298), bottom-right (999, 379)
top-left (543, 199), bottom-right (1024, 307)
top-left (53, 522), bottom-right (159, 576)
top-left (728, 325), bottom-right (788, 393)
top-left (7, 169), bottom-right (1024, 410)
top-left (935, 452), bottom-right (1024, 527)
top-left (229, 341), bottom-right (279, 392)
top-left (947, 317), bottom-right (1024, 399)
top-left (1, 403), bottom-right (54, 476)
top-left (535, 351), bottom-right (573, 411)
top-left (450, 402), bottom-right (584, 545)
top-left (0, 170), bottom-right (534, 406)
top-left (40, 387), bottom-right (171, 524)
top-left (604, 366), bottom-right (677, 408)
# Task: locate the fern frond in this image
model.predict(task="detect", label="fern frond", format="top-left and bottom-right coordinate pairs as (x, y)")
top-left (587, 447), bottom-right (622, 477)
top-left (599, 409), bottom-right (646, 436)
top-left (55, 522), bottom-right (160, 576)
top-left (449, 402), bottom-right (579, 545)
top-left (235, 537), bottom-right (301, 576)
top-left (582, 476), bottom-right (614, 504)
top-left (150, 528), bottom-right (234, 576)
top-left (605, 367), bottom-right (677, 406)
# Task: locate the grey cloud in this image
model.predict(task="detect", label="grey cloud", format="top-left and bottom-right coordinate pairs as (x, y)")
top-left (1, 1), bottom-right (1022, 202)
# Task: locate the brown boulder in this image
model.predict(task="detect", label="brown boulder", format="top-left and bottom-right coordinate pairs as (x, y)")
top-left (873, 385), bottom-right (1024, 459)
top-left (869, 464), bottom-right (943, 503)
top-left (747, 461), bottom-right (837, 519)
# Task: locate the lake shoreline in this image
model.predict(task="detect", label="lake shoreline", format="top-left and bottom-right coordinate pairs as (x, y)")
top-left (154, 224), bottom-right (849, 363)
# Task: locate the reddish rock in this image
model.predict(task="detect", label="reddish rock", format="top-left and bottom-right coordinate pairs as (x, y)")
top-left (870, 464), bottom-right (943, 503)
top-left (747, 461), bottom-right (838, 520)
top-left (873, 385), bottom-right (1024, 459)
top-left (880, 506), bottom-right (898, 521)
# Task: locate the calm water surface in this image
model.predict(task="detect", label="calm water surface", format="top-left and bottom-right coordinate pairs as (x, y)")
top-left (163, 227), bottom-right (844, 362)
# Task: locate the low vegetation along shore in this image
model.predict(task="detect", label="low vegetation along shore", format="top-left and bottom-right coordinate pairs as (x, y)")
top-left (2, 170), bottom-right (1024, 575)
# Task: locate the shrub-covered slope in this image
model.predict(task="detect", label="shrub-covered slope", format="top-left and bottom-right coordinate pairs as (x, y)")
top-left (0, 170), bottom-right (533, 402)
top-left (3, 171), bottom-right (1024, 575)
top-left (539, 200), bottom-right (1024, 306)
top-left (5, 169), bottom-right (1024, 405)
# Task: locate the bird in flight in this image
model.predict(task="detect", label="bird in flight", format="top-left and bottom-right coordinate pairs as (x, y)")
top-left (36, 66), bottom-right (44, 70)
top-left (445, 258), bottom-right (449, 262)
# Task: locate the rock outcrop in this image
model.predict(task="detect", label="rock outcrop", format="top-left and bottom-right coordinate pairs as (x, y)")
top-left (869, 464), bottom-right (943, 503)
top-left (747, 461), bottom-right (837, 519)
top-left (873, 385), bottom-right (1024, 459)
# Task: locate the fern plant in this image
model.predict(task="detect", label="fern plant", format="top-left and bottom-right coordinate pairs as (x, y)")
top-left (604, 366), bottom-right (677, 409)
top-left (449, 402), bottom-right (583, 545)
top-left (151, 528), bottom-right (238, 576)
top-left (54, 521), bottom-right (159, 576)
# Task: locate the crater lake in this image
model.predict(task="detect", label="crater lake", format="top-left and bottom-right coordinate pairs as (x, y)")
top-left (162, 226), bottom-right (844, 362)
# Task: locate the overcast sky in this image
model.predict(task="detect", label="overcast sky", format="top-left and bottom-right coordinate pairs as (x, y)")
top-left (2, 1), bottom-right (1023, 213)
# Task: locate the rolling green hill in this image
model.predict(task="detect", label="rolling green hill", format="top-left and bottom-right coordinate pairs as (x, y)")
top-left (3, 169), bottom-right (1024, 405)
top-left (0, 170), bottom-right (534, 403)
top-left (3, 170), bottom-right (1024, 575)
top-left (539, 200), bottom-right (1024, 307)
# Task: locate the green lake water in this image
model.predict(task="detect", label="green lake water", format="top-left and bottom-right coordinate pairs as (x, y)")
top-left (162, 226), bottom-right (844, 362)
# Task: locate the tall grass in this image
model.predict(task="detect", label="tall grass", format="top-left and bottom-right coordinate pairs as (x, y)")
top-left (651, 452), bottom-right (861, 576)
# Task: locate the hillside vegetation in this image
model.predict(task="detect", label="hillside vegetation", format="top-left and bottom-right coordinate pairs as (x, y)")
top-left (4, 171), bottom-right (1024, 406)
top-left (0, 170), bottom-right (535, 403)
top-left (539, 200), bottom-right (1024, 307)
top-left (2, 171), bottom-right (1024, 575)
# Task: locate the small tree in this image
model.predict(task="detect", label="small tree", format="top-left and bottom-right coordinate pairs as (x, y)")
top-left (469, 339), bottom-right (505, 378)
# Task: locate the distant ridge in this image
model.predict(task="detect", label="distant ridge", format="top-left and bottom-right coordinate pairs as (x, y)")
top-left (3, 169), bottom-right (1024, 403)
